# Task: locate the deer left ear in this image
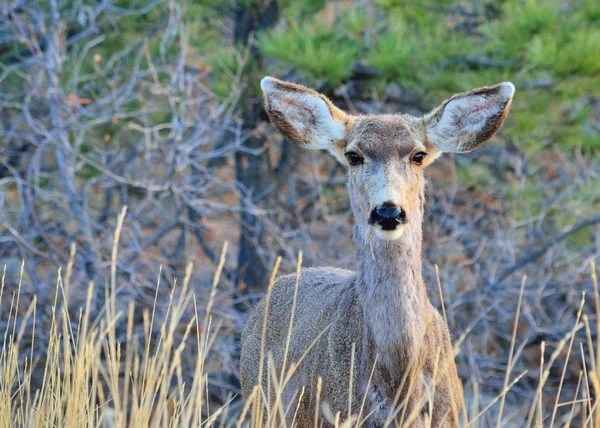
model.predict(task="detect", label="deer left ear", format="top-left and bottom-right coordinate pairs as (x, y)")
top-left (422, 82), bottom-right (515, 153)
top-left (260, 77), bottom-right (350, 158)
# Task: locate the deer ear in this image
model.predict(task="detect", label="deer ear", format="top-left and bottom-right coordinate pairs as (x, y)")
top-left (422, 82), bottom-right (515, 153)
top-left (261, 77), bottom-right (350, 156)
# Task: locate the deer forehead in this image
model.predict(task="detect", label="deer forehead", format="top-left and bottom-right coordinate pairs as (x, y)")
top-left (346, 115), bottom-right (424, 161)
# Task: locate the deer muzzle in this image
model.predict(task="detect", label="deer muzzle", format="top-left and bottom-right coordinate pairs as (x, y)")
top-left (369, 203), bottom-right (407, 231)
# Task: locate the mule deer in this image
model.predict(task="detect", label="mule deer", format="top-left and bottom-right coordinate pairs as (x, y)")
top-left (240, 77), bottom-right (515, 427)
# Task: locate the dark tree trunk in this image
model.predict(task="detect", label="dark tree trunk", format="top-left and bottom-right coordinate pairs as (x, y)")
top-left (233, 0), bottom-right (279, 294)
top-left (235, 134), bottom-right (270, 292)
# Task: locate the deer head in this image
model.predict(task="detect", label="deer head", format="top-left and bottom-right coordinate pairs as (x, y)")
top-left (261, 77), bottom-right (515, 241)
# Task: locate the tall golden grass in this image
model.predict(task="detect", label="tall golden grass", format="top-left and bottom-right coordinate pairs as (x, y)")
top-left (1, 209), bottom-right (598, 427)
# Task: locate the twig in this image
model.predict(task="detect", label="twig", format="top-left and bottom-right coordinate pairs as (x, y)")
top-left (494, 216), bottom-right (600, 285)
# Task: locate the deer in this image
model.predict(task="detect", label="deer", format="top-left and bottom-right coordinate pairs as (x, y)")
top-left (240, 76), bottom-right (515, 427)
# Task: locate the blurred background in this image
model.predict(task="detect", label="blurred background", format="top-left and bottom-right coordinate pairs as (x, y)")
top-left (1, 0), bottom-right (599, 424)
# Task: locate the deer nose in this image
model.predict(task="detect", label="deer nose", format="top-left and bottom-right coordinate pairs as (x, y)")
top-left (369, 203), bottom-right (407, 230)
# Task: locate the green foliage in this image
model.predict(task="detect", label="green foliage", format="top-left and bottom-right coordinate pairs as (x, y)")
top-left (483, 0), bottom-right (562, 56)
top-left (374, 31), bottom-right (476, 93)
top-left (366, 22), bottom-right (419, 83)
top-left (375, 0), bottom-right (453, 10)
top-left (476, 0), bottom-right (600, 150)
top-left (582, 0), bottom-right (600, 21)
top-left (278, 0), bottom-right (326, 19)
top-left (256, 22), bottom-right (359, 84)
top-left (527, 28), bottom-right (600, 77)
top-left (341, 8), bottom-right (378, 40)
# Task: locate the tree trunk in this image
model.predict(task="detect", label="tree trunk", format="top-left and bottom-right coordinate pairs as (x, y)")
top-left (233, 0), bottom-right (278, 294)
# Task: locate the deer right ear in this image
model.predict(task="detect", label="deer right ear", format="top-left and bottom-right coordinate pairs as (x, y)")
top-left (421, 82), bottom-right (515, 153)
top-left (261, 77), bottom-right (350, 157)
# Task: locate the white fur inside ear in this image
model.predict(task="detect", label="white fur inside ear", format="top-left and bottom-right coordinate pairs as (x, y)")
top-left (289, 92), bottom-right (345, 149)
top-left (427, 82), bottom-right (515, 152)
top-left (437, 95), bottom-right (498, 133)
top-left (261, 77), bottom-right (346, 150)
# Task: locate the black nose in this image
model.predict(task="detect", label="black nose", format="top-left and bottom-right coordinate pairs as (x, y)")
top-left (369, 203), bottom-right (406, 230)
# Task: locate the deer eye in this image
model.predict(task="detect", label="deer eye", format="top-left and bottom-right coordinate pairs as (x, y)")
top-left (411, 152), bottom-right (427, 165)
top-left (345, 152), bottom-right (364, 166)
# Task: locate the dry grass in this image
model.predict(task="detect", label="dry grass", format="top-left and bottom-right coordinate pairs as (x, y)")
top-left (1, 209), bottom-right (599, 427)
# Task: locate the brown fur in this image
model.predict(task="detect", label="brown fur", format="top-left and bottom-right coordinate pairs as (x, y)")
top-left (240, 77), bottom-right (514, 427)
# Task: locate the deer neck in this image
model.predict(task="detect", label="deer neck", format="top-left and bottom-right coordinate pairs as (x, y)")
top-left (352, 196), bottom-right (428, 364)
